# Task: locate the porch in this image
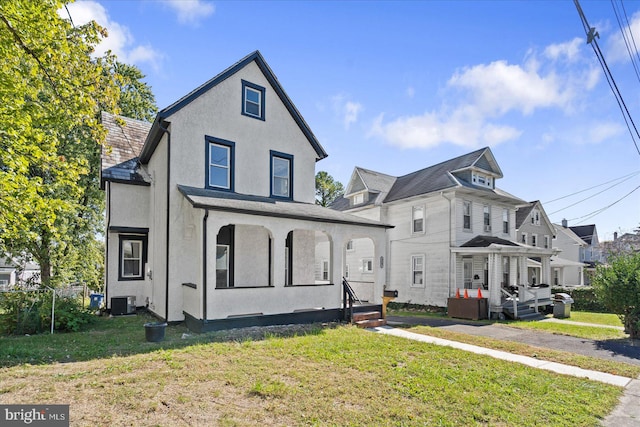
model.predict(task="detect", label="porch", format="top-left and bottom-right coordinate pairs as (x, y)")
top-left (451, 236), bottom-right (557, 320)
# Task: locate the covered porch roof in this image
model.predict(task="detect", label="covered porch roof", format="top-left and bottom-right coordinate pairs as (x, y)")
top-left (452, 235), bottom-right (556, 256)
top-left (178, 185), bottom-right (393, 229)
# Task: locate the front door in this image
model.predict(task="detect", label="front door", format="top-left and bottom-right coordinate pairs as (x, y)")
top-left (463, 259), bottom-right (473, 289)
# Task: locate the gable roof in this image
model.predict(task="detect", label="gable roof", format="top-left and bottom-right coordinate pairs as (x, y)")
top-left (139, 50), bottom-right (327, 164)
top-left (554, 224), bottom-right (588, 247)
top-left (345, 167), bottom-right (397, 196)
top-left (384, 147), bottom-right (504, 202)
top-left (515, 200), bottom-right (554, 231)
top-left (570, 224), bottom-right (597, 245)
top-left (100, 112), bottom-right (152, 188)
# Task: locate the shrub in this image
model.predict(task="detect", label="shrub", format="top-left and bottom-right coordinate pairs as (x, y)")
top-left (0, 288), bottom-right (94, 335)
top-left (551, 286), bottom-right (609, 313)
top-left (592, 252), bottom-right (640, 339)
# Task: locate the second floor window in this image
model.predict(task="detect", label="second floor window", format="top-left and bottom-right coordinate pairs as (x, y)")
top-left (521, 233), bottom-right (527, 244)
top-left (206, 137), bottom-right (234, 190)
top-left (270, 151), bottom-right (293, 199)
top-left (531, 234), bottom-right (537, 247)
top-left (412, 205), bottom-right (424, 233)
top-left (502, 209), bottom-right (509, 234)
top-left (463, 201), bottom-right (471, 230)
top-left (544, 235), bottom-right (550, 249)
top-left (483, 205), bottom-right (491, 232)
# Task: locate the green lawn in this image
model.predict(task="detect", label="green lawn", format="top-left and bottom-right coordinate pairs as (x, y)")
top-left (0, 313), bottom-right (623, 426)
top-left (508, 318), bottom-right (627, 340)
top-left (563, 311), bottom-right (623, 327)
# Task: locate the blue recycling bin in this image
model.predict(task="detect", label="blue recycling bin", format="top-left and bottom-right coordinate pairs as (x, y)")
top-left (89, 293), bottom-right (104, 309)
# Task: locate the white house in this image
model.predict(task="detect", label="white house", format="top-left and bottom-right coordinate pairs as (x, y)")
top-left (101, 51), bottom-right (390, 331)
top-left (552, 221), bottom-right (591, 287)
top-left (0, 257), bottom-right (40, 291)
top-left (332, 148), bottom-right (556, 319)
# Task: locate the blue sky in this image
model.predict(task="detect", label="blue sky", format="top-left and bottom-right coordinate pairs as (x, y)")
top-left (66, 0), bottom-right (640, 241)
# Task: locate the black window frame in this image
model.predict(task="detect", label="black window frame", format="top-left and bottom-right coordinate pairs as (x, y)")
top-left (118, 234), bottom-right (148, 281)
top-left (241, 80), bottom-right (266, 120)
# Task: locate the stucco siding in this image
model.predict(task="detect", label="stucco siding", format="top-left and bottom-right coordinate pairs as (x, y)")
top-left (167, 61), bottom-right (317, 204)
top-left (235, 224), bottom-right (271, 287)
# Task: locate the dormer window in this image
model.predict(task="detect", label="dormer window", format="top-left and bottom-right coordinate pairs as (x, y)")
top-left (353, 193), bottom-right (364, 205)
top-left (242, 80), bottom-right (265, 120)
top-left (471, 172), bottom-right (493, 188)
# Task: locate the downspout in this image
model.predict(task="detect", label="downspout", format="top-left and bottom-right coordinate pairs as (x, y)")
top-left (158, 122), bottom-right (171, 322)
top-left (440, 192), bottom-right (453, 297)
top-left (105, 181), bottom-right (111, 309)
top-left (202, 209), bottom-right (209, 321)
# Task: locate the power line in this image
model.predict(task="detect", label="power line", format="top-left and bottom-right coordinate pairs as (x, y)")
top-left (543, 169), bottom-right (640, 204)
top-left (611, 0), bottom-right (640, 84)
top-left (547, 171), bottom-right (639, 215)
top-left (574, 0), bottom-right (640, 156)
top-left (567, 183), bottom-right (640, 224)
top-left (620, 0), bottom-right (640, 74)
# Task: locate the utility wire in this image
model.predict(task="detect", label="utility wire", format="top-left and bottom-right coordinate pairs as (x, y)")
top-left (544, 169), bottom-right (640, 204)
top-left (620, 0), bottom-right (640, 74)
top-left (611, 0), bottom-right (640, 84)
top-left (574, 0), bottom-right (640, 156)
top-left (547, 172), bottom-right (639, 215)
top-left (568, 184), bottom-right (640, 224)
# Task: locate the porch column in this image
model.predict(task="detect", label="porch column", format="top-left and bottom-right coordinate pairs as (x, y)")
top-left (509, 256), bottom-right (518, 287)
top-left (541, 256), bottom-right (551, 285)
top-left (518, 256), bottom-right (528, 286)
top-left (488, 253), bottom-right (501, 308)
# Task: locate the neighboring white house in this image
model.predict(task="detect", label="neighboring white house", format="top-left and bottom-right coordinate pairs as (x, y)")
top-left (101, 51), bottom-right (390, 331)
top-left (552, 222), bottom-right (587, 287)
top-left (515, 201), bottom-right (582, 287)
top-left (332, 147), bottom-right (556, 318)
top-left (0, 257), bottom-right (40, 291)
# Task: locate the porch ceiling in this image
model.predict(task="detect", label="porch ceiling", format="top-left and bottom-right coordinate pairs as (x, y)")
top-left (178, 185), bottom-right (393, 229)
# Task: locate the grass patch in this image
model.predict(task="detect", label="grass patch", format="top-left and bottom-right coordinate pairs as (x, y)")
top-left (402, 325), bottom-right (640, 379)
top-left (0, 315), bottom-right (623, 426)
top-left (563, 311), bottom-right (623, 327)
top-left (507, 319), bottom-right (627, 340)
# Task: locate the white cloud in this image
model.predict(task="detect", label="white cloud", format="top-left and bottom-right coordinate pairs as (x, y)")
top-left (582, 122), bottom-right (625, 144)
top-left (63, 1), bottom-right (163, 69)
top-left (544, 38), bottom-right (583, 62)
top-left (165, 0), bottom-right (215, 26)
top-left (332, 95), bottom-right (363, 130)
top-left (371, 41), bottom-right (601, 149)
top-left (606, 11), bottom-right (640, 63)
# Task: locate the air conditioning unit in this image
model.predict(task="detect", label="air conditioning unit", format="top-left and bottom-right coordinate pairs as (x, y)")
top-left (111, 296), bottom-right (136, 315)
top-left (484, 225), bottom-right (492, 232)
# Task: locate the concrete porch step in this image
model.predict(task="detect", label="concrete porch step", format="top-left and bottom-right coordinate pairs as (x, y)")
top-left (353, 311), bottom-right (383, 322)
top-left (355, 318), bottom-right (387, 328)
top-left (353, 310), bottom-right (386, 328)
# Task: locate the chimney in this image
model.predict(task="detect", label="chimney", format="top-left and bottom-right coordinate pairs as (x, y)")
top-left (561, 218), bottom-right (568, 228)
top-left (614, 232), bottom-right (618, 241)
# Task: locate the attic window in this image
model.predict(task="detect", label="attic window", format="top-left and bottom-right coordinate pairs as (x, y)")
top-left (353, 193), bottom-right (364, 205)
top-left (472, 172), bottom-right (492, 188)
top-left (242, 80), bottom-right (265, 120)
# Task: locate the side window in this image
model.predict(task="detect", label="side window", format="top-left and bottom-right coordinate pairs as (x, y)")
top-left (241, 80), bottom-right (265, 120)
top-left (119, 234), bottom-right (147, 281)
top-left (483, 205), bottom-right (491, 232)
top-left (362, 258), bottom-right (373, 274)
top-left (463, 201), bottom-right (472, 231)
top-left (502, 209), bottom-right (509, 234)
top-left (205, 136), bottom-right (234, 190)
top-left (270, 151), bottom-right (293, 199)
top-left (412, 205), bottom-right (425, 234)
top-left (411, 254), bottom-right (425, 287)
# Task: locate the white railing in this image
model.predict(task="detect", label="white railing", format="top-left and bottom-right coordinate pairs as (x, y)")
top-left (517, 285), bottom-right (551, 310)
top-left (500, 288), bottom-right (518, 318)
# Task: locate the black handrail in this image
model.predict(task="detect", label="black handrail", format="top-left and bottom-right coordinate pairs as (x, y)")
top-left (342, 277), bottom-right (361, 322)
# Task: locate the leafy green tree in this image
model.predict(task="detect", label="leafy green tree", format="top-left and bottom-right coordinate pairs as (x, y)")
top-left (592, 252), bottom-right (640, 339)
top-left (0, 1), bottom-right (155, 289)
top-left (315, 171), bottom-right (344, 207)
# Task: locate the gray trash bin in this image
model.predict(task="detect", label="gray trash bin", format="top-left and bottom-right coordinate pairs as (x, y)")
top-left (553, 293), bottom-right (574, 318)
